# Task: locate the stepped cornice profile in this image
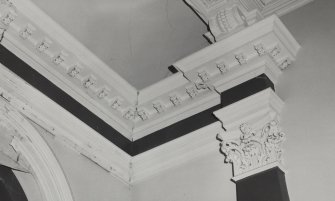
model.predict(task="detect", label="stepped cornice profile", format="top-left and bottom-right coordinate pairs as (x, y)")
top-left (0, 0), bottom-right (305, 141)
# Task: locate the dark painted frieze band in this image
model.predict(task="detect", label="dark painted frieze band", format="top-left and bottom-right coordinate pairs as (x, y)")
top-left (0, 45), bottom-right (274, 156)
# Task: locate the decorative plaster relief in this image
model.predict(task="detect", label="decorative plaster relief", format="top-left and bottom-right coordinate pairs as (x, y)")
top-left (254, 43), bottom-right (266, 56)
top-left (97, 88), bottom-right (109, 99)
top-left (53, 52), bottom-right (67, 65)
top-left (0, 0), bottom-right (17, 37)
top-left (217, 6), bottom-right (245, 31)
top-left (186, 86), bottom-right (199, 98)
top-left (0, 0), bottom-right (302, 138)
top-left (68, 65), bottom-right (81, 78)
top-left (110, 98), bottom-right (122, 110)
top-left (19, 24), bottom-right (35, 39)
top-left (123, 108), bottom-right (136, 120)
top-left (235, 53), bottom-right (247, 65)
top-left (217, 120), bottom-right (285, 176)
top-left (216, 62), bottom-right (228, 74)
top-left (170, 94), bottom-right (182, 106)
top-left (36, 39), bottom-right (52, 53)
top-left (83, 76), bottom-right (95, 89)
top-left (152, 102), bottom-right (165, 113)
top-left (279, 58), bottom-right (291, 70)
top-left (198, 70), bottom-right (210, 82)
top-left (0, 0), bottom-right (137, 131)
top-left (1, 10), bottom-right (16, 26)
top-left (137, 109), bottom-right (148, 121)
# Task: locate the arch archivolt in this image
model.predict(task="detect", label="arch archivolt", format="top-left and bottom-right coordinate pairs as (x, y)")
top-left (0, 99), bottom-right (74, 201)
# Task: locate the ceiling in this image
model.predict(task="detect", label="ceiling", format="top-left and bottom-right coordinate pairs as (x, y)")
top-left (30, 0), bottom-right (209, 89)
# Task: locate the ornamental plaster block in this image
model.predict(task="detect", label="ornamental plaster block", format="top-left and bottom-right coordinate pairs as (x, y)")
top-left (174, 15), bottom-right (300, 93)
top-left (215, 88), bottom-right (286, 177)
top-left (217, 120), bottom-right (286, 176)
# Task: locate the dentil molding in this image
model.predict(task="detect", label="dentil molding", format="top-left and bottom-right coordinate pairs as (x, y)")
top-left (0, 0), bottom-right (306, 141)
top-left (134, 14), bottom-right (300, 139)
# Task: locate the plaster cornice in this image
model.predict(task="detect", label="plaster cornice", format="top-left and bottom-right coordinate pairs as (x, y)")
top-left (0, 62), bottom-right (287, 185)
top-left (0, 64), bottom-right (132, 183)
top-left (0, 0), bottom-right (306, 186)
top-left (132, 88), bottom-right (284, 183)
top-left (0, 0), bottom-right (303, 141)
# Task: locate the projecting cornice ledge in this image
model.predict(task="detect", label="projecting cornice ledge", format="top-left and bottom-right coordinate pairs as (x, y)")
top-left (0, 0), bottom-right (301, 141)
top-left (131, 88), bottom-right (285, 183)
top-left (0, 0), bottom-right (304, 186)
top-left (134, 14), bottom-right (300, 139)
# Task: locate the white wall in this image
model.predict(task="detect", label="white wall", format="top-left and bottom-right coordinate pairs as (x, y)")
top-left (31, 122), bottom-right (132, 201)
top-left (132, 152), bottom-right (236, 201)
top-left (278, 1), bottom-right (335, 200)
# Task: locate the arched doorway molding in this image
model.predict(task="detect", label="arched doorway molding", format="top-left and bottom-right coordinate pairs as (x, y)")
top-left (0, 98), bottom-right (74, 201)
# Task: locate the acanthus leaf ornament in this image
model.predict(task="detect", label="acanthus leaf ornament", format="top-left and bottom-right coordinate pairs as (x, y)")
top-left (218, 120), bottom-right (286, 176)
top-left (195, 81), bottom-right (209, 90)
top-left (0, 0), bottom-right (17, 40)
top-left (270, 45), bottom-right (281, 57)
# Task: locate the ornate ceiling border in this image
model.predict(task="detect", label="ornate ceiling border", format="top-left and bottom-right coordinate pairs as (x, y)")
top-left (132, 88), bottom-right (284, 183)
top-left (0, 61), bottom-right (286, 185)
top-left (0, 0), bottom-right (307, 141)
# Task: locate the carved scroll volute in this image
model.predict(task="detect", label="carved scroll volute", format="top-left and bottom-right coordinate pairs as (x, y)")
top-left (217, 120), bottom-right (286, 176)
top-left (185, 0), bottom-right (262, 42)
